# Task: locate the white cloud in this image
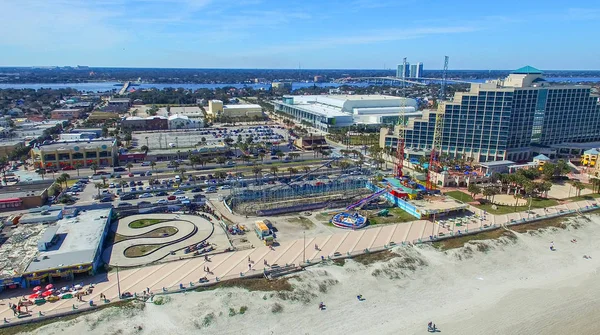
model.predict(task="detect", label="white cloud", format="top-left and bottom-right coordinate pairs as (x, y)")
top-left (256, 26), bottom-right (479, 54)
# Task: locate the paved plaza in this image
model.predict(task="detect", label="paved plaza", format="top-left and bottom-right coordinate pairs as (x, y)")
top-left (0, 198), bottom-right (598, 324)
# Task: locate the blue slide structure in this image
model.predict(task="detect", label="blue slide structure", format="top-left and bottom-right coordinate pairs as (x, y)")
top-left (346, 185), bottom-right (391, 211)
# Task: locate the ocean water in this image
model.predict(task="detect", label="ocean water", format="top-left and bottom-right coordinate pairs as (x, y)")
top-left (25, 214), bottom-right (600, 335)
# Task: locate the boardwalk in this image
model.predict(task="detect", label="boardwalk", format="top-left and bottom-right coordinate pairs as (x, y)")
top-left (0, 198), bottom-right (598, 325)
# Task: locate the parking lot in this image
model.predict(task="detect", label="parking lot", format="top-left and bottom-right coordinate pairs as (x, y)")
top-left (131, 125), bottom-right (293, 150)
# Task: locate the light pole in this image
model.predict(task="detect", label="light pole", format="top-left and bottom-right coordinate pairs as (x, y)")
top-left (145, 136), bottom-right (149, 148)
top-left (175, 137), bottom-right (179, 148)
top-left (116, 266), bottom-right (121, 299)
top-left (303, 231), bottom-right (306, 263)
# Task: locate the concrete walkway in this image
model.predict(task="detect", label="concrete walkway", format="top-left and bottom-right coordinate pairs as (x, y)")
top-left (1, 198), bottom-right (598, 325)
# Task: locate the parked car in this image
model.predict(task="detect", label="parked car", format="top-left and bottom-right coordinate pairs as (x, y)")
top-left (167, 195), bottom-right (176, 201)
top-left (145, 171), bottom-right (152, 176)
top-left (109, 183), bottom-right (115, 188)
top-left (175, 195), bottom-right (188, 201)
top-left (62, 166), bottom-right (75, 171)
top-left (138, 201), bottom-right (152, 207)
top-left (129, 181), bottom-right (136, 187)
top-left (155, 191), bottom-right (168, 196)
top-left (220, 185), bottom-right (231, 190)
top-left (139, 193), bottom-right (153, 198)
top-left (128, 173), bottom-right (134, 177)
top-left (206, 186), bottom-right (217, 193)
top-left (191, 187), bottom-right (202, 193)
top-left (117, 202), bottom-right (133, 208)
top-left (99, 196), bottom-right (113, 202)
top-left (113, 167), bottom-right (126, 172)
top-left (120, 194), bottom-right (137, 200)
top-left (155, 199), bottom-right (168, 205)
top-left (173, 190), bottom-right (185, 195)
top-left (136, 181), bottom-right (143, 186)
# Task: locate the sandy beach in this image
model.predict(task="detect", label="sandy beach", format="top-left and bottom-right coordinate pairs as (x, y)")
top-left (20, 213), bottom-right (600, 335)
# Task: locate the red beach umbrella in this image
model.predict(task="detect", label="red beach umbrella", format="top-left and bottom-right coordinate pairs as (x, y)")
top-left (33, 286), bottom-right (42, 292)
top-left (42, 290), bottom-right (53, 297)
top-left (45, 284), bottom-right (54, 290)
top-left (28, 293), bottom-right (40, 299)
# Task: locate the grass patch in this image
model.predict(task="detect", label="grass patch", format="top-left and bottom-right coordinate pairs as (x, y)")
top-left (195, 277), bottom-right (294, 293)
top-left (287, 216), bottom-right (315, 229)
top-left (474, 197), bottom-right (559, 215)
top-left (124, 244), bottom-right (163, 257)
top-left (352, 250), bottom-right (400, 265)
top-left (239, 306), bottom-right (248, 314)
top-left (432, 229), bottom-right (517, 250)
top-left (445, 191), bottom-right (474, 202)
top-left (129, 219), bottom-right (165, 229)
top-left (565, 193), bottom-right (600, 202)
top-left (367, 207), bottom-right (415, 225)
top-left (115, 227), bottom-right (178, 242)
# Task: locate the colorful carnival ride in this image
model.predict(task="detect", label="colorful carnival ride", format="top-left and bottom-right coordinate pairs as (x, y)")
top-left (331, 185), bottom-right (392, 229)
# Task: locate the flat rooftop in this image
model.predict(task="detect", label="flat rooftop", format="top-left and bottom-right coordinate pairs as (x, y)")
top-left (34, 138), bottom-right (115, 151)
top-left (278, 100), bottom-right (348, 118)
top-left (325, 94), bottom-right (403, 101)
top-left (1, 180), bottom-right (54, 199)
top-left (223, 104), bottom-right (261, 109)
top-left (480, 160), bottom-right (515, 167)
top-left (412, 196), bottom-right (469, 215)
top-left (25, 208), bottom-right (112, 273)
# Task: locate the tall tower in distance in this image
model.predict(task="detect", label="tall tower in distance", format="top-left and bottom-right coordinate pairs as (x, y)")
top-left (416, 62), bottom-right (423, 78)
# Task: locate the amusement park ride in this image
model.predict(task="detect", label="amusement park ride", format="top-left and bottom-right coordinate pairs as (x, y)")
top-left (333, 56), bottom-right (451, 229)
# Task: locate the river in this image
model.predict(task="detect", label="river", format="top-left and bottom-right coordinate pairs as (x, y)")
top-left (1, 77), bottom-right (599, 92)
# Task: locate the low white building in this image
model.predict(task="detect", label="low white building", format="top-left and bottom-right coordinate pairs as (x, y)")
top-left (168, 114), bottom-right (203, 129)
top-left (274, 94), bottom-right (419, 132)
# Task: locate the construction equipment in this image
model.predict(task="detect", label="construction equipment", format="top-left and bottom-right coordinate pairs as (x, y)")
top-left (427, 56), bottom-right (449, 190)
top-left (395, 57), bottom-right (407, 178)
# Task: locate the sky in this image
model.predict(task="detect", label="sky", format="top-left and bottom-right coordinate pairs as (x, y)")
top-left (1, 0), bottom-right (600, 70)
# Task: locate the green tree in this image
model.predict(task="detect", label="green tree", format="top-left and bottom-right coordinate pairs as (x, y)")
top-left (140, 145), bottom-right (149, 153)
top-left (74, 162), bottom-right (83, 177)
top-left (252, 166), bottom-right (262, 182)
top-left (59, 173), bottom-right (70, 188)
top-left (150, 161), bottom-right (156, 171)
top-left (89, 163), bottom-right (99, 174)
top-left (287, 167), bottom-right (298, 178)
top-left (467, 183), bottom-right (481, 200)
top-left (37, 168), bottom-right (47, 180)
top-left (270, 166), bottom-right (279, 177)
top-left (513, 193), bottom-right (523, 211)
top-left (94, 183), bottom-right (103, 197)
top-left (126, 162), bottom-right (133, 173)
top-left (215, 156), bottom-right (226, 166)
top-left (101, 176), bottom-right (107, 186)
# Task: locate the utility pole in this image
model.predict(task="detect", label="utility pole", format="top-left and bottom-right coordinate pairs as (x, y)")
top-left (116, 266), bottom-right (121, 299)
top-left (303, 231), bottom-right (306, 263)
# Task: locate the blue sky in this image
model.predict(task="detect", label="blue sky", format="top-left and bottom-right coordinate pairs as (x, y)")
top-left (2, 0), bottom-right (600, 69)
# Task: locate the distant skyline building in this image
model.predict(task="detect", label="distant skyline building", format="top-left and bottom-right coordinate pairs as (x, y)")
top-left (380, 65), bottom-right (600, 163)
top-left (415, 62), bottom-right (423, 78)
top-left (410, 64), bottom-right (417, 78)
top-left (396, 63), bottom-right (410, 79)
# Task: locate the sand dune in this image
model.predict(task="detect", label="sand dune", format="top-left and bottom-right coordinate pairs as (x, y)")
top-left (26, 214), bottom-right (600, 335)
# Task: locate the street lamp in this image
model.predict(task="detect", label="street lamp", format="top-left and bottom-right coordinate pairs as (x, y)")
top-left (145, 136), bottom-right (149, 148)
top-left (175, 137), bottom-right (179, 148)
top-left (303, 231), bottom-right (306, 263)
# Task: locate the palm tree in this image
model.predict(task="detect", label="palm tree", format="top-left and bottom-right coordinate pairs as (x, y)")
top-left (37, 168), bottom-right (46, 180)
top-left (59, 173), bottom-right (70, 188)
top-left (467, 183), bottom-right (481, 200)
top-left (258, 152), bottom-right (265, 161)
top-left (513, 193), bottom-right (523, 211)
top-left (252, 166), bottom-right (262, 182)
top-left (215, 156), bottom-right (226, 166)
top-left (150, 161), bottom-right (156, 171)
top-left (270, 166), bottom-right (279, 177)
top-left (89, 163), bottom-right (99, 174)
top-left (101, 176), bottom-right (107, 186)
top-left (572, 180), bottom-right (585, 197)
top-left (275, 151), bottom-right (284, 160)
top-left (287, 167), bottom-right (298, 178)
top-left (94, 183), bottom-right (103, 197)
top-left (55, 175), bottom-right (65, 189)
top-left (179, 168), bottom-right (187, 177)
top-left (140, 145), bottom-right (149, 153)
top-left (73, 163), bottom-right (83, 177)
top-left (126, 163), bottom-right (133, 173)
top-left (302, 166), bottom-right (311, 174)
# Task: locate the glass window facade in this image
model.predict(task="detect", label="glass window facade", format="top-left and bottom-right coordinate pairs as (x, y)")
top-left (383, 84), bottom-right (600, 162)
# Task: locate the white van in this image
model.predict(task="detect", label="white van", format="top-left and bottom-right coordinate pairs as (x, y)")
top-left (175, 175), bottom-right (181, 182)
top-left (176, 195), bottom-right (188, 201)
